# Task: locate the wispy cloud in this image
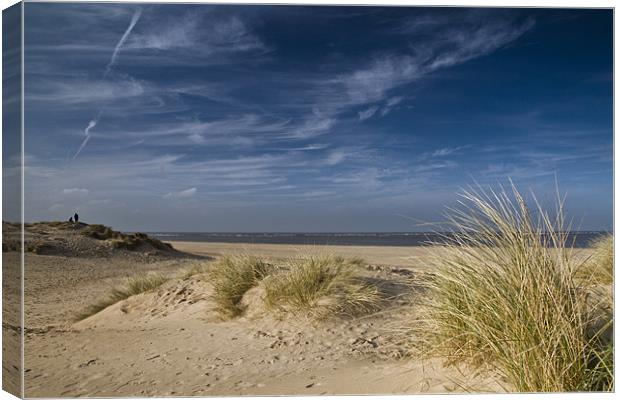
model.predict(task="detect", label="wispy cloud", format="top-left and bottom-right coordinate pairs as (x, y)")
top-left (163, 187), bottom-right (197, 199)
top-left (358, 106), bottom-right (379, 121)
top-left (431, 146), bottom-right (464, 157)
top-left (339, 12), bottom-right (534, 110)
top-left (324, 151), bottom-right (347, 165)
top-left (123, 12), bottom-right (268, 64)
top-left (27, 76), bottom-right (147, 107)
top-left (380, 96), bottom-right (404, 116)
top-left (62, 188), bottom-right (89, 195)
top-left (20, 5), bottom-right (611, 231)
top-left (261, 11), bottom-right (536, 141)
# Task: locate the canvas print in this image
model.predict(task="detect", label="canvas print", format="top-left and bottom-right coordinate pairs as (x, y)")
top-left (2, 2), bottom-right (614, 397)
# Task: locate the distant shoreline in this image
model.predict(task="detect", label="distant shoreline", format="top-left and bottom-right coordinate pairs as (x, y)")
top-left (149, 231), bottom-right (608, 248)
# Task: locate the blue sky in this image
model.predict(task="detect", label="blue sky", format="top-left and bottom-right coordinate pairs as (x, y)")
top-left (12, 4), bottom-right (613, 232)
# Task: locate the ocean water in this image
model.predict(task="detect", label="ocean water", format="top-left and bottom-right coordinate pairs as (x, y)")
top-left (147, 231), bottom-right (608, 248)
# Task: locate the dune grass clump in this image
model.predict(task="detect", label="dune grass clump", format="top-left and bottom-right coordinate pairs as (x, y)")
top-left (75, 274), bottom-right (169, 321)
top-left (209, 255), bottom-right (273, 319)
top-left (413, 185), bottom-right (613, 392)
top-left (81, 224), bottom-right (173, 251)
top-left (577, 234), bottom-right (614, 285)
top-left (264, 255), bottom-right (380, 319)
top-left (81, 224), bottom-right (121, 240)
top-left (110, 232), bottom-right (173, 251)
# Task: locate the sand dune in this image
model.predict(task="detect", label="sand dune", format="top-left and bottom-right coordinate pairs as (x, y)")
top-left (26, 266), bottom-right (503, 396)
top-left (9, 223), bottom-right (508, 396)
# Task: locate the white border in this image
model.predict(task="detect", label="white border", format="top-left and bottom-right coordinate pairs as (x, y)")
top-left (19, 1), bottom-right (24, 397)
top-left (0, 1), bottom-right (616, 400)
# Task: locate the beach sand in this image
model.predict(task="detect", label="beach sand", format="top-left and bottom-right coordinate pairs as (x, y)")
top-left (14, 227), bottom-right (509, 397)
top-left (169, 240), bottom-right (437, 270)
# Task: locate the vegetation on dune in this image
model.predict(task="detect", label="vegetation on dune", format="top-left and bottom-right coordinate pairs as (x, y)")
top-left (81, 224), bottom-right (173, 251)
top-left (410, 185), bottom-right (613, 392)
top-left (208, 253), bottom-right (379, 320)
top-left (2, 221), bottom-right (174, 254)
top-left (2, 240), bottom-right (21, 253)
top-left (264, 255), bottom-right (380, 319)
top-left (75, 274), bottom-right (169, 321)
top-left (576, 234), bottom-right (614, 285)
top-left (178, 262), bottom-right (211, 280)
top-left (81, 224), bottom-right (120, 240)
top-left (209, 255), bottom-right (274, 319)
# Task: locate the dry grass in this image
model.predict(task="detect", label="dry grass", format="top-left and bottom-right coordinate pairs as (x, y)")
top-left (178, 262), bottom-right (211, 280)
top-left (577, 234), bottom-right (614, 285)
top-left (209, 255), bottom-right (273, 319)
top-left (82, 224), bottom-right (174, 251)
top-left (110, 232), bottom-right (173, 251)
top-left (81, 224), bottom-right (122, 240)
top-left (75, 274), bottom-right (169, 321)
top-left (410, 184), bottom-right (613, 392)
top-left (264, 255), bottom-right (380, 319)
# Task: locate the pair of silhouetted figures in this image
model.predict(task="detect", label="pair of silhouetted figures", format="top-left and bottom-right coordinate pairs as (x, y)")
top-left (68, 212), bottom-right (79, 223)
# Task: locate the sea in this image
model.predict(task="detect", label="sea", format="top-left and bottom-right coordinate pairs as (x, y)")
top-left (147, 231), bottom-right (609, 248)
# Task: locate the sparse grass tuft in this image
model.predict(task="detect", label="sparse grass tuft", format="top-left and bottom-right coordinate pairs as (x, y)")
top-left (209, 255), bottom-right (273, 319)
top-left (75, 274), bottom-right (169, 321)
top-left (264, 255), bottom-right (380, 319)
top-left (411, 184), bottom-right (613, 392)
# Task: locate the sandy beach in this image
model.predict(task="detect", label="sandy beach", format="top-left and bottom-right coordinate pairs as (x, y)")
top-left (168, 241), bottom-right (438, 270)
top-left (7, 221), bottom-right (513, 397)
top-left (3, 220), bottom-right (607, 396)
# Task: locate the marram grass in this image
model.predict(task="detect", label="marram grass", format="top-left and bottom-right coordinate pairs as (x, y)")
top-left (75, 273), bottom-right (169, 321)
top-left (209, 254), bottom-right (273, 319)
top-left (411, 185), bottom-right (613, 392)
top-left (577, 234), bottom-right (614, 285)
top-left (264, 255), bottom-right (380, 319)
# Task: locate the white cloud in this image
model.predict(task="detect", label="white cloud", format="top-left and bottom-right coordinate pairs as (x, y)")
top-left (343, 55), bottom-right (420, 105)
top-left (324, 151), bottom-right (347, 166)
top-left (358, 106), bottom-right (379, 121)
top-left (188, 134), bottom-right (206, 144)
top-left (126, 14), bottom-right (266, 56)
top-left (386, 96), bottom-right (404, 107)
top-left (28, 76), bottom-right (147, 107)
top-left (340, 15), bottom-right (534, 109)
top-left (127, 15), bottom-right (196, 51)
top-left (280, 143), bottom-right (330, 151)
top-left (87, 199), bottom-right (113, 206)
top-left (413, 161), bottom-right (459, 173)
top-left (163, 187), bottom-right (197, 199)
top-left (380, 96), bottom-right (405, 116)
top-left (432, 146), bottom-right (463, 157)
top-left (62, 188), bottom-right (89, 195)
top-left (292, 116), bottom-right (335, 139)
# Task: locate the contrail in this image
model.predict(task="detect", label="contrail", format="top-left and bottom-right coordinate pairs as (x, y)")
top-left (72, 135), bottom-right (92, 160)
top-left (104, 8), bottom-right (142, 77)
top-left (74, 8), bottom-right (141, 160)
top-left (84, 118), bottom-right (98, 135)
top-left (73, 116), bottom-right (99, 159)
